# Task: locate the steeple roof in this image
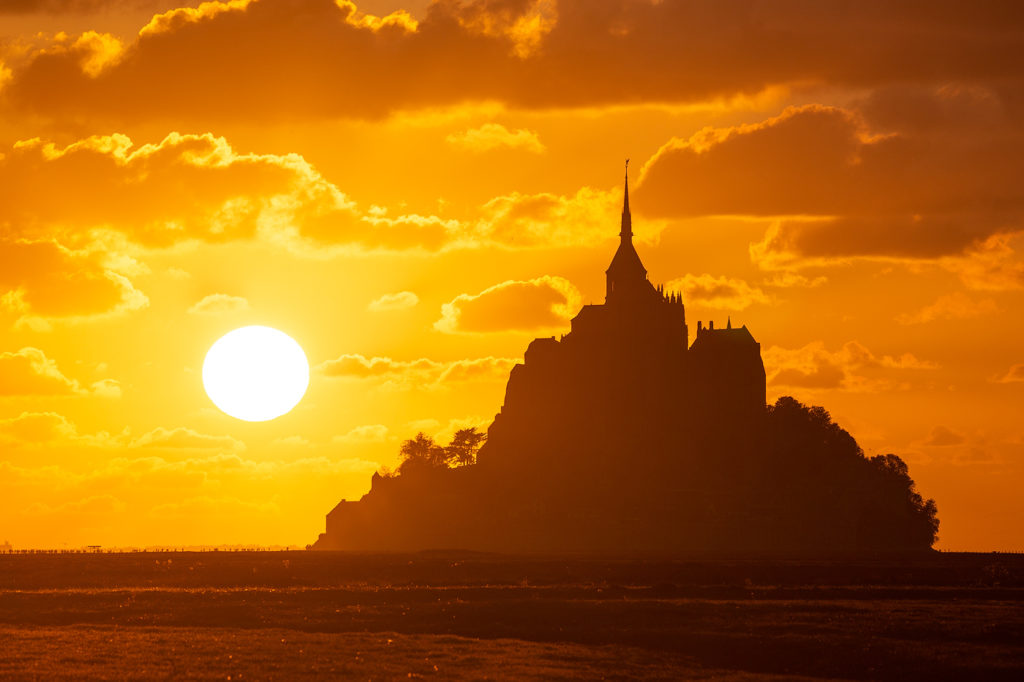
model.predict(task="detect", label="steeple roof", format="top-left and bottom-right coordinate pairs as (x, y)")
top-left (606, 161), bottom-right (647, 281)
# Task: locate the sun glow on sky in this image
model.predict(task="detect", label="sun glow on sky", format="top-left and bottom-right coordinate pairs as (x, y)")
top-left (1, 0), bottom-right (1023, 550)
top-left (203, 326), bottom-right (309, 422)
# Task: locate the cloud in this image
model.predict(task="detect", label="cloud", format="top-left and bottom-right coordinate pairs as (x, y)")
top-left (89, 378), bottom-right (122, 398)
top-left (319, 355), bottom-right (443, 379)
top-left (3, 1), bottom-right (1021, 123)
top-left (762, 272), bottom-right (828, 289)
top-left (939, 234), bottom-right (1024, 292)
top-left (0, 239), bottom-right (148, 325)
top-left (129, 426), bottom-right (245, 451)
top-left (923, 426), bottom-right (967, 447)
top-left (750, 216), bottom-right (1014, 270)
top-left (188, 293), bottom-right (250, 315)
top-left (0, 132), bottom-right (452, 254)
top-left (318, 353), bottom-right (516, 388)
top-left (0, 411), bottom-right (82, 444)
top-left (0, 131), bottom-right (657, 257)
top-left (0, 1), bottom-right (129, 14)
top-left (24, 494), bottom-right (126, 516)
top-left (148, 495), bottom-right (278, 519)
top-left (437, 357), bottom-right (518, 383)
top-left (333, 424), bottom-right (389, 444)
top-left (434, 275), bottom-right (580, 333)
top-left (993, 364), bottom-right (1024, 384)
top-left (272, 435), bottom-right (310, 447)
top-left (764, 341), bottom-right (937, 392)
top-left (367, 291), bottom-right (418, 312)
top-left (0, 413), bottom-right (243, 453)
top-left (635, 97), bottom-right (1024, 268)
top-left (897, 292), bottom-right (999, 325)
top-left (446, 123), bottom-right (545, 153)
top-left (665, 274), bottom-right (769, 311)
top-left (477, 186), bottom-right (627, 247)
top-left (0, 347), bottom-right (120, 396)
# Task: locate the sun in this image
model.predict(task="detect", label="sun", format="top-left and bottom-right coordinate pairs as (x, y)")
top-left (203, 326), bottom-right (310, 422)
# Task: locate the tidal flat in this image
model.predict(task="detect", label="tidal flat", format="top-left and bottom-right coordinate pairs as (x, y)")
top-left (0, 551), bottom-right (1021, 680)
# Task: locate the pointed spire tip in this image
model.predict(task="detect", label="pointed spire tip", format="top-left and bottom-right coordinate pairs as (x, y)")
top-left (620, 159), bottom-right (632, 239)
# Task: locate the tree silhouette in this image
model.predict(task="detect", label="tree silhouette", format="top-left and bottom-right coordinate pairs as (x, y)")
top-left (761, 397), bottom-right (939, 549)
top-left (394, 428), bottom-right (487, 476)
top-left (861, 453), bottom-right (940, 549)
top-left (446, 427), bottom-right (486, 467)
top-left (397, 432), bottom-right (446, 475)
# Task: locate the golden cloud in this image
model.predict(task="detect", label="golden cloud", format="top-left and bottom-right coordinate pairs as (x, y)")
top-left (0, 239), bottom-right (148, 326)
top-left (0, 412), bottom-right (243, 453)
top-left (1, 130), bottom-right (669, 262)
top-left (272, 435), bottom-right (310, 447)
top-left (128, 426), bottom-right (245, 451)
top-left (635, 96), bottom-right (1024, 269)
top-left (0, 132), bottom-right (459, 261)
top-left (938, 235), bottom-right (1024, 292)
top-left (664, 274), bottom-right (769, 312)
top-left (0, 1), bottom-right (135, 14)
top-left (435, 357), bottom-right (516, 383)
top-left (993, 364), bottom-right (1024, 384)
top-left (367, 291), bottom-right (419, 312)
top-left (318, 353), bottom-right (516, 387)
top-left (24, 494), bottom-right (126, 517)
top-left (3, 132), bottom-right (325, 247)
top-left (762, 272), bottom-right (828, 289)
top-left (897, 292), bottom-right (999, 325)
top-left (434, 275), bottom-right (580, 333)
top-left (477, 186), bottom-right (629, 247)
top-left (446, 123), bottom-right (545, 153)
top-left (139, 0), bottom-right (254, 37)
top-left (148, 495), bottom-right (278, 519)
top-left (764, 340), bottom-right (937, 393)
top-left (333, 423), bottom-right (389, 444)
top-left (0, 411), bottom-right (81, 444)
top-left (319, 354), bottom-right (443, 378)
top-left (0, 347), bottom-right (120, 396)
top-left (187, 293), bottom-right (250, 315)
top-left (923, 425), bottom-right (967, 448)
top-left (3, 1), bottom-right (1020, 122)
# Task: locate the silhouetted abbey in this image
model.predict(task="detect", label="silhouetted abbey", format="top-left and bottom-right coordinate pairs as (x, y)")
top-left (313, 170), bottom-right (938, 553)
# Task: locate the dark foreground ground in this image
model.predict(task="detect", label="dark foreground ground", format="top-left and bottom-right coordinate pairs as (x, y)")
top-left (0, 551), bottom-right (1022, 680)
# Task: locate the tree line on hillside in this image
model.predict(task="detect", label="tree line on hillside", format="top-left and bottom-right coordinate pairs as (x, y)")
top-left (756, 396), bottom-right (939, 549)
top-left (375, 398), bottom-right (939, 550)
top-left (382, 427), bottom-right (486, 478)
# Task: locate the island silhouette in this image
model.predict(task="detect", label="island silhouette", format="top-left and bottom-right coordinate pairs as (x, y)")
top-left (313, 168), bottom-right (939, 553)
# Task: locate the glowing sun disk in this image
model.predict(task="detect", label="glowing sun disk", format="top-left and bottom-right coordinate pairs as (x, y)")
top-left (203, 326), bottom-right (309, 422)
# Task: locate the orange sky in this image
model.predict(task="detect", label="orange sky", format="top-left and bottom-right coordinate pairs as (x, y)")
top-left (1, 0), bottom-right (1022, 550)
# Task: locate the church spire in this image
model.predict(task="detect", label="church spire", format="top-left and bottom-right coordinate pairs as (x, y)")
top-left (605, 159), bottom-right (650, 304)
top-left (620, 158), bottom-right (632, 239)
